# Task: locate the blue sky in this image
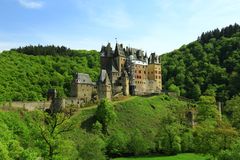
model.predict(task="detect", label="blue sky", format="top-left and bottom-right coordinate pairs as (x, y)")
top-left (0, 0), bottom-right (239, 54)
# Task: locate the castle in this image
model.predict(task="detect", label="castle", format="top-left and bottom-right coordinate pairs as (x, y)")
top-left (69, 43), bottom-right (162, 103)
top-left (6, 43), bottom-right (162, 111)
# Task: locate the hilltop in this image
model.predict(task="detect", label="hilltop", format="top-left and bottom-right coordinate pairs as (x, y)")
top-left (161, 23), bottom-right (240, 101)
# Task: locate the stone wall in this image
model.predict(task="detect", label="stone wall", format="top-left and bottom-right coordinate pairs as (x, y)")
top-left (1, 101), bottom-right (51, 111)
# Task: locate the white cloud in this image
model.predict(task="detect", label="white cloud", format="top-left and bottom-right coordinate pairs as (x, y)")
top-left (18, 0), bottom-right (44, 9)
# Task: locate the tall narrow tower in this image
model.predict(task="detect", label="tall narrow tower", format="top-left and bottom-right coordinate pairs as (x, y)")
top-left (147, 53), bottom-right (162, 91)
top-left (121, 71), bottom-right (129, 96)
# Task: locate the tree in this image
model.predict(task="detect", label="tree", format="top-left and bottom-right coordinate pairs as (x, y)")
top-left (225, 95), bottom-right (240, 129)
top-left (181, 130), bottom-right (194, 152)
top-left (193, 121), bottom-right (221, 157)
top-left (95, 99), bottom-right (117, 134)
top-left (155, 109), bottom-right (182, 155)
top-left (218, 139), bottom-right (240, 160)
top-left (34, 110), bottom-right (76, 160)
top-left (128, 129), bottom-right (149, 156)
top-left (80, 136), bottom-right (106, 160)
top-left (190, 84), bottom-right (201, 101)
top-left (168, 84), bottom-right (180, 96)
top-left (92, 120), bottom-right (103, 135)
top-left (197, 96), bottom-right (219, 122)
top-left (106, 131), bottom-right (128, 157)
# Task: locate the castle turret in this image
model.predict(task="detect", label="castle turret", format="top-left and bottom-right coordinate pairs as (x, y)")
top-left (121, 71), bottom-right (129, 96)
top-left (70, 73), bottom-right (94, 102)
top-left (147, 53), bottom-right (162, 91)
top-left (114, 43), bottom-right (126, 72)
top-left (100, 43), bottom-right (113, 71)
top-left (97, 70), bottom-right (112, 100)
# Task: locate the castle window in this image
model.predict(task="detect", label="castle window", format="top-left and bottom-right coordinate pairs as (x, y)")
top-left (159, 71), bottom-right (161, 74)
top-left (144, 71), bottom-right (146, 74)
top-left (139, 70), bottom-right (141, 73)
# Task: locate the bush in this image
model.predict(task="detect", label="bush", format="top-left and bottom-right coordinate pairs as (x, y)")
top-left (128, 129), bottom-right (149, 156)
top-left (106, 131), bottom-right (128, 156)
top-left (80, 136), bottom-right (106, 160)
top-left (95, 99), bottom-right (117, 134)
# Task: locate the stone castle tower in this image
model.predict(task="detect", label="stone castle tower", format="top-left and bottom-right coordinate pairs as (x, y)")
top-left (70, 73), bottom-right (95, 102)
top-left (97, 43), bottom-right (162, 99)
top-left (97, 70), bottom-right (112, 100)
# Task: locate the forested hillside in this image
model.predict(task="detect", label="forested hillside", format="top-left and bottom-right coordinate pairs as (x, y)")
top-left (161, 23), bottom-right (240, 101)
top-left (0, 47), bottom-right (100, 102)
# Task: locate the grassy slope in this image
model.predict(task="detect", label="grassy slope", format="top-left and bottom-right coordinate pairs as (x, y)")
top-left (110, 95), bottom-right (187, 136)
top-left (73, 95), bottom-right (188, 133)
top-left (113, 153), bottom-right (209, 160)
top-left (69, 95), bottom-right (189, 151)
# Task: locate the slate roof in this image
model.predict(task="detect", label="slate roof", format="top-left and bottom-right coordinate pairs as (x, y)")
top-left (99, 70), bottom-right (107, 82)
top-left (112, 65), bottom-right (118, 73)
top-left (115, 43), bottom-right (125, 56)
top-left (76, 73), bottom-right (93, 84)
top-left (99, 69), bottom-right (111, 85)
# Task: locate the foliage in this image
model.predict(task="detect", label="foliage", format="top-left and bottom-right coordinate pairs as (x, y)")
top-left (168, 84), bottom-right (180, 96)
top-left (0, 48), bottom-right (100, 102)
top-left (128, 129), bottom-right (150, 156)
top-left (113, 153), bottom-right (210, 160)
top-left (224, 95), bottom-right (240, 129)
top-left (161, 23), bottom-right (240, 101)
top-left (33, 110), bottom-right (77, 160)
top-left (12, 45), bottom-right (73, 56)
top-left (79, 135), bottom-right (106, 160)
top-left (218, 139), bottom-right (240, 160)
top-left (155, 108), bottom-right (183, 155)
top-left (92, 120), bottom-right (103, 135)
top-left (106, 130), bottom-right (129, 157)
top-left (95, 99), bottom-right (117, 134)
top-left (196, 96), bottom-right (219, 122)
